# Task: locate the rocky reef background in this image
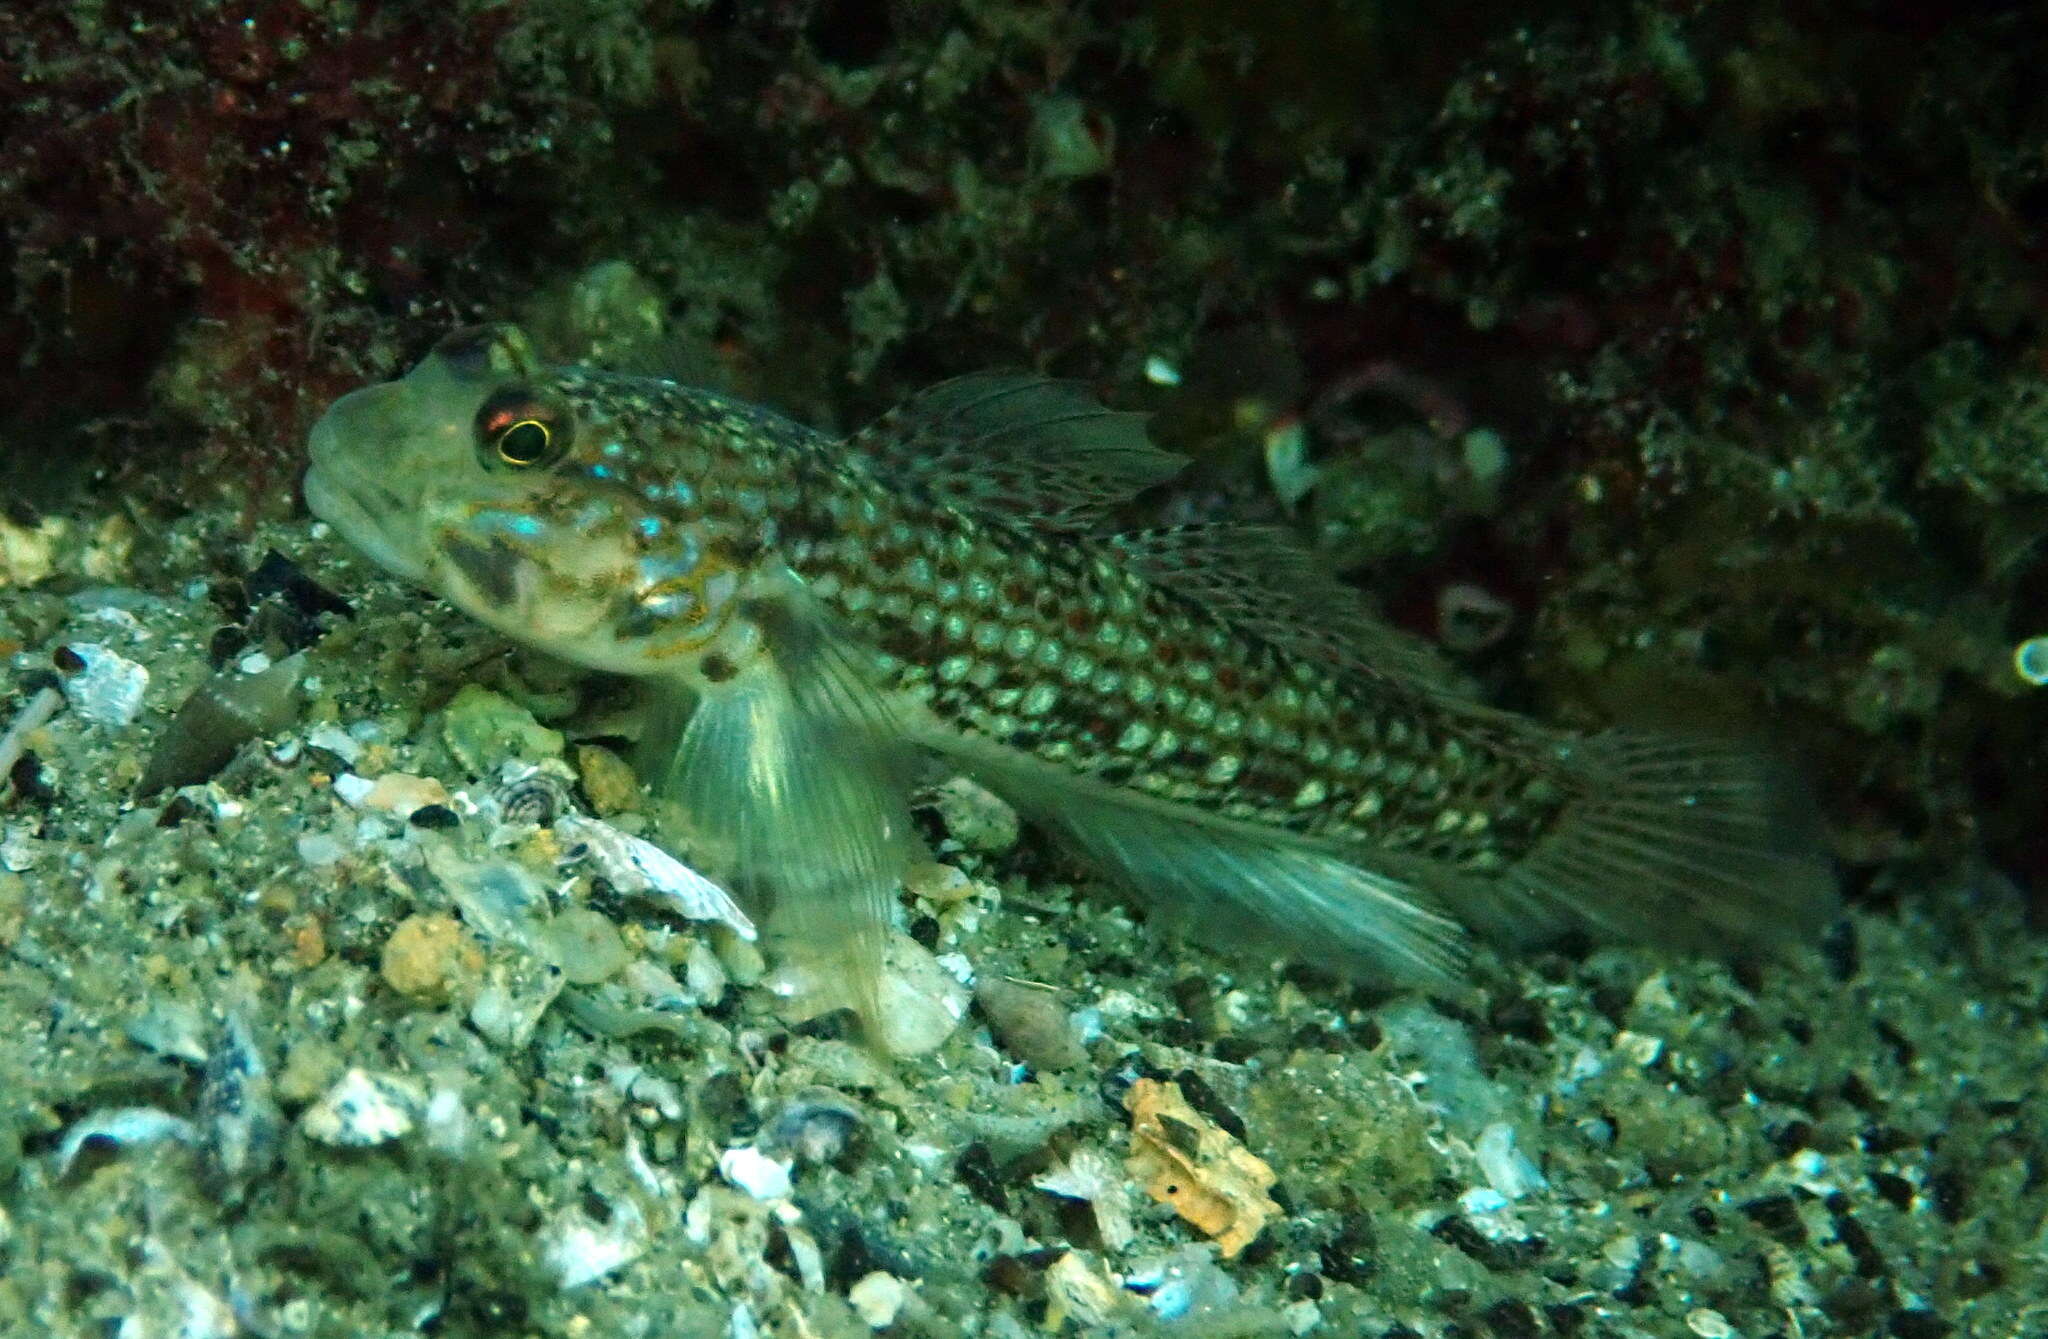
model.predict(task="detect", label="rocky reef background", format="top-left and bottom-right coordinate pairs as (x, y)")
top-left (0, 2), bottom-right (2044, 1336)
top-left (6, 0), bottom-right (2048, 890)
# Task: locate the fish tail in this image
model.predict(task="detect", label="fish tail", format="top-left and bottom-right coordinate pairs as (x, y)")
top-left (1472, 729), bottom-right (1838, 951)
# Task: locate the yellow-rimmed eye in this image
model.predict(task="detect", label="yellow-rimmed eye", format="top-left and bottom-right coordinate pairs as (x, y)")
top-left (475, 389), bottom-right (570, 470)
top-left (496, 418), bottom-right (552, 465)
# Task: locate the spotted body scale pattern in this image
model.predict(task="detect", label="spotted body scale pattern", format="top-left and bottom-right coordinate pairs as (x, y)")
top-left (549, 363), bottom-right (1569, 875)
top-left (305, 324), bottom-right (1835, 1027)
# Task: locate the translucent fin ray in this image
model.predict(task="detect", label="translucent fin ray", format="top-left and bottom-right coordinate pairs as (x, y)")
top-left (1494, 730), bottom-right (1838, 950)
top-left (641, 598), bottom-right (916, 1035)
top-left (929, 735), bottom-right (1469, 984)
top-left (1110, 525), bottom-right (1466, 691)
top-left (844, 374), bottom-right (1184, 530)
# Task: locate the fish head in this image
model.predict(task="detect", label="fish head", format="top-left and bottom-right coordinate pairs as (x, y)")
top-left (305, 323), bottom-right (749, 676)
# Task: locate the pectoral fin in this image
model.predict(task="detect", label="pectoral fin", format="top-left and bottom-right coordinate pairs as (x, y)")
top-left (641, 598), bottom-right (917, 1038)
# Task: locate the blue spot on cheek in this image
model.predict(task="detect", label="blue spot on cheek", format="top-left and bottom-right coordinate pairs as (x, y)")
top-left (477, 510), bottom-right (546, 539)
top-left (590, 465), bottom-right (615, 480)
top-left (636, 516), bottom-right (662, 538)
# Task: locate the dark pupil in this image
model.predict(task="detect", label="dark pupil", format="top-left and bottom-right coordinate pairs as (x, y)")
top-left (498, 420), bottom-right (549, 464)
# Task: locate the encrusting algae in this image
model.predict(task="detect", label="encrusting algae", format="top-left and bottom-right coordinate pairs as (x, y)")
top-left (303, 324), bottom-right (1836, 1034)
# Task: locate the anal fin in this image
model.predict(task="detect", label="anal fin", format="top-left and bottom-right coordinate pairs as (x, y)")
top-left (933, 735), bottom-right (1469, 985)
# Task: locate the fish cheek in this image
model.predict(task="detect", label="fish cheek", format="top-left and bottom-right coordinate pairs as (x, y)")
top-left (437, 533), bottom-right (528, 615)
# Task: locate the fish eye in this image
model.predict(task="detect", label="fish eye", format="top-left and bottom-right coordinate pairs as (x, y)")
top-left (475, 390), bottom-right (571, 470)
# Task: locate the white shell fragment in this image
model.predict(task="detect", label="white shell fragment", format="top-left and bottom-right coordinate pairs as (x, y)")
top-left (542, 1196), bottom-right (649, 1289)
top-left (555, 813), bottom-right (756, 940)
top-left (62, 642), bottom-right (149, 727)
top-left (300, 1068), bottom-right (424, 1147)
top-left (56, 1107), bottom-right (199, 1176)
top-left (1032, 1146), bottom-right (1136, 1250)
top-left (848, 1271), bottom-right (911, 1329)
top-left (766, 931), bottom-right (970, 1058)
top-left (1475, 1120), bottom-right (1547, 1199)
top-left (717, 1145), bottom-right (793, 1201)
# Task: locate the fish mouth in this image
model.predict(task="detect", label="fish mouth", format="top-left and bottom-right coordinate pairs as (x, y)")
top-left (303, 420), bottom-right (430, 585)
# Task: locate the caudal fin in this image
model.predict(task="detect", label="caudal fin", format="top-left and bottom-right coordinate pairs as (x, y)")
top-left (1482, 730), bottom-right (1838, 951)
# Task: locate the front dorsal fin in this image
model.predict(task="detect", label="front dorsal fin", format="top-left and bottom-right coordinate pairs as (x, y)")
top-left (1110, 525), bottom-right (1468, 693)
top-left (844, 374), bottom-right (1184, 530)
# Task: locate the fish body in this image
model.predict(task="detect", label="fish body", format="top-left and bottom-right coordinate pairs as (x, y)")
top-left (306, 325), bottom-right (1833, 1025)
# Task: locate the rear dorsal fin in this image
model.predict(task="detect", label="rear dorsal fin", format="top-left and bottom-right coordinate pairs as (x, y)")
top-left (844, 374), bottom-right (1184, 530)
top-left (1111, 525), bottom-right (1469, 693)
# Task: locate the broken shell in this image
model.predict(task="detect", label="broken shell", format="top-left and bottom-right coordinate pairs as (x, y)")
top-left (124, 998), bottom-right (209, 1064)
top-left (1044, 1252), bottom-right (1132, 1328)
top-left (301, 1068), bottom-right (424, 1147)
top-left (495, 764), bottom-right (570, 827)
top-left (848, 1271), bottom-right (911, 1329)
top-left (768, 932), bottom-right (969, 1058)
top-left (56, 1107), bottom-right (199, 1177)
top-left (718, 1145), bottom-right (793, 1200)
top-left (542, 1196), bottom-right (649, 1289)
top-left (554, 812), bottom-right (756, 939)
top-left (59, 642), bottom-right (149, 728)
top-left (763, 1087), bottom-right (865, 1166)
top-left (1033, 1146), bottom-right (1135, 1251)
top-left (139, 652), bottom-right (305, 795)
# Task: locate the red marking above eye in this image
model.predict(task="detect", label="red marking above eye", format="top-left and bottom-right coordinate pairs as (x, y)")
top-left (482, 403), bottom-right (548, 436)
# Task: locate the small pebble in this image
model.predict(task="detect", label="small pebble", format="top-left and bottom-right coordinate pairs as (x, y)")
top-left (719, 1145), bottom-right (793, 1200)
top-left (380, 914), bottom-right (483, 1000)
top-left (301, 1069), bottom-right (423, 1146)
top-left (295, 833), bottom-right (345, 868)
top-left (712, 928), bottom-right (766, 985)
top-left (440, 684), bottom-right (564, 775)
top-left (683, 937), bottom-right (728, 1004)
top-left (1686, 1308), bottom-right (1736, 1339)
top-left (360, 771), bottom-right (451, 818)
top-left (545, 906), bottom-right (629, 985)
top-left (976, 976), bottom-right (1086, 1071)
top-left (848, 1271), bottom-right (910, 1329)
top-left (574, 743), bottom-right (641, 815)
top-left (926, 776), bottom-right (1019, 854)
top-left (904, 860), bottom-right (978, 906)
